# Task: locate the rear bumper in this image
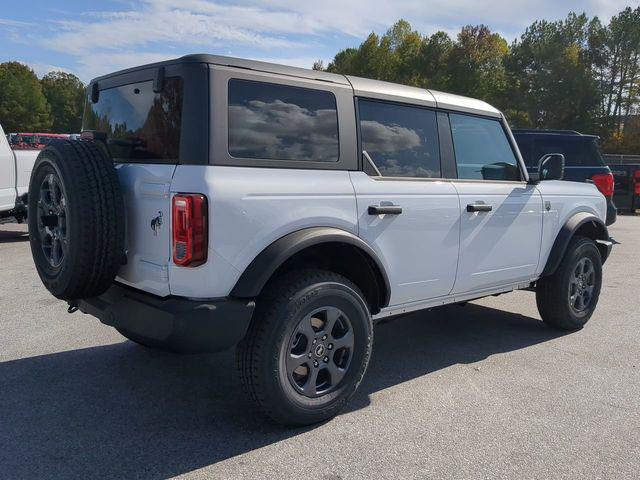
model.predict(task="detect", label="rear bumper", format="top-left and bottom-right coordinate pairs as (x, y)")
top-left (78, 283), bottom-right (255, 353)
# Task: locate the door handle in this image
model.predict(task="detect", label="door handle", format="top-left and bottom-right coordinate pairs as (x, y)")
top-left (466, 204), bottom-right (492, 212)
top-left (368, 205), bottom-right (403, 215)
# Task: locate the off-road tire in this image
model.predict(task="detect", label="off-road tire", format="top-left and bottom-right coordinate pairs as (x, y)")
top-left (28, 140), bottom-right (124, 300)
top-left (536, 236), bottom-right (602, 330)
top-left (236, 269), bottom-right (373, 426)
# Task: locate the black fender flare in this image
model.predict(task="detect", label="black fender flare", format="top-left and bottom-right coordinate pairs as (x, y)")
top-left (542, 212), bottom-right (610, 277)
top-left (231, 227), bottom-right (391, 308)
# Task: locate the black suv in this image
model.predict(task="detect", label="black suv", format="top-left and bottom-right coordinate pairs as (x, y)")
top-left (513, 130), bottom-right (617, 225)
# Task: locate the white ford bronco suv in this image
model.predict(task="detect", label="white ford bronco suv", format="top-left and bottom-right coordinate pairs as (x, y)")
top-left (28, 55), bottom-right (613, 426)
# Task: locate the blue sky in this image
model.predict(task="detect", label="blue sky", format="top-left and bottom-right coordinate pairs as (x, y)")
top-left (0, 0), bottom-right (635, 82)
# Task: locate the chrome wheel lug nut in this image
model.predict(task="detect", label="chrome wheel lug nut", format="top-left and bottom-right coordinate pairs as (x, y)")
top-left (323, 356), bottom-right (329, 363)
top-left (308, 352), bottom-right (312, 358)
top-left (322, 335), bottom-right (327, 340)
top-left (313, 361), bottom-right (318, 367)
top-left (312, 339), bottom-right (317, 344)
top-left (328, 344), bottom-right (333, 350)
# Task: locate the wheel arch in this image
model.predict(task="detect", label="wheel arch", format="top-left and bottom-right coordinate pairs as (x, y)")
top-left (541, 212), bottom-right (610, 277)
top-left (230, 227), bottom-right (391, 314)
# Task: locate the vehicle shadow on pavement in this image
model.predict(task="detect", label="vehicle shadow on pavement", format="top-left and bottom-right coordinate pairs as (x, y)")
top-left (350, 303), bottom-right (565, 409)
top-left (0, 229), bottom-right (29, 243)
top-left (0, 303), bottom-right (564, 479)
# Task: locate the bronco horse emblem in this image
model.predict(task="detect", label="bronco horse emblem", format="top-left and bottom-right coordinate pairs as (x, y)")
top-left (150, 211), bottom-right (163, 236)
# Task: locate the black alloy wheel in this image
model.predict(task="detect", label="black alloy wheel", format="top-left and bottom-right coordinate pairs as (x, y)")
top-left (36, 173), bottom-right (68, 268)
top-left (285, 306), bottom-right (355, 398)
top-left (237, 269), bottom-right (373, 426)
top-left (568, 257), bottom-right (596, 315)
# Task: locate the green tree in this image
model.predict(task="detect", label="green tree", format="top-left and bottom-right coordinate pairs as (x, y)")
top-left (590, 7), bottom-right (640, 134)
top-left (326, 20), bottom-right (507, 96)
top-left (447, 25), bottom-right (508, 103)
top-left (326, 48), bottom-right (359, 75)
top-left (384, 20), bottom-right (424, 86)
top-left (419, 31), bottom-right (454, 90)
top-left (352, 32), bottom-right (386, 79)
top-left (323, 11), bottom-right (640, 150)
top-left (505, 13), bottom-right (600, 132)
top-left (0, 62), bottom-right (51, 132)
top-left (41, 71), bottom-right (86, 133)
top-left (327, 21), bottom-right (425, 85)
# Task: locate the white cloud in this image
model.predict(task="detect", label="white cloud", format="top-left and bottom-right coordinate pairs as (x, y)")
top-left (256, 0), bottom-right (634, 40)
top-left (38, 1), bottom-right (636, 57)
top-left (74, 52), bottom-right (177, 81)
top-left (44, 2), bottom-right (306, 56)
top-left (0, 17), bottom-right (34, 27)
top-left (17, 61), bottom-right (71, 78)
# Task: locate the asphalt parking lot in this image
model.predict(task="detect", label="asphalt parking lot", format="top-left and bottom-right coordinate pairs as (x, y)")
top-left (1, 217), bottom-right (639, 480)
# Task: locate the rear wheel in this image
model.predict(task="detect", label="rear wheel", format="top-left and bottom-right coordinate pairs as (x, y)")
top-left (536, 236), bottom-right (603, 330)
top-left (236, 269), bottom-right (373, 426)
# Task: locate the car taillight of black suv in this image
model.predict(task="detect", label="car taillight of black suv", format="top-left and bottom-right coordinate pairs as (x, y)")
top-left (513, 129), bottom-right (617, 225)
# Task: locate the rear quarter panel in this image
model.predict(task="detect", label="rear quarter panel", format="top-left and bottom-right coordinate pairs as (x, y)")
top-left (534, 180), bottom-right (606, 276)
top-left (169, 165), bottom-right (358, 298)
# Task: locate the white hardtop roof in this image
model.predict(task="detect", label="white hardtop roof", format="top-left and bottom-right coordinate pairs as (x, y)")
top-left (92, 54), bottom-right (502, 118)
top-left (346, 75), bottom-right (502, 118)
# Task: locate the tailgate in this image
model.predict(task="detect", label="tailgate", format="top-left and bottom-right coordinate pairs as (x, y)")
top-left (115, 163), bottom-right (176, 296)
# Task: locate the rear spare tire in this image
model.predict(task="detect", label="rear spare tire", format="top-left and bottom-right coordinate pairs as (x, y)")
top-left (28, 140), bottom-right (124, 300)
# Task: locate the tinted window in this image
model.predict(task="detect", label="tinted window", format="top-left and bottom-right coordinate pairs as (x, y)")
top-left (358, 99), bottom-right (440, 178)
top-left (83, 78), bottom-right (183, 162)
top-left (531, 137), bottom-right (603, 167)
top-left (228, 79), bottom-right (339, 162)
top-left (450, 114), bottom-right (520, 181)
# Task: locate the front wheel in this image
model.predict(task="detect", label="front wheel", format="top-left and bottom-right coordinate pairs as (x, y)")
top-left (236, 269), bottom-right (373, 426)
top-left (536, 236), bottom-right (603, 330)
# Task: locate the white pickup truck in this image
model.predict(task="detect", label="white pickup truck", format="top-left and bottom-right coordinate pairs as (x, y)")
top-left (0, 125), bottom-right (39, 224)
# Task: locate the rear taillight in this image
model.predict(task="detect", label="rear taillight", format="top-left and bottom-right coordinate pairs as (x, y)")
top-left (634, 171), bottom-right (640, 196)
top-left (172, 194), bottom-right (208, 267)
top-left (591, 173), bottom-right (614, 198)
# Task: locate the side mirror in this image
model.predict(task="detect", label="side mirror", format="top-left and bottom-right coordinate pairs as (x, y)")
top-left (538, 153), bottom-right (565, 181)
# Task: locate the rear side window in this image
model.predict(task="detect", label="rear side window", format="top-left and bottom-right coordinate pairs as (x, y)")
top-left (83, 78), bottom-right (183, 162)
top-left (358, 99), bottom-right (440, 178)
top-left (450, 114), bottom-right (520, 181)
top-left (228, 79), bottom-right (339, 162)
top-left (532, 137), bottom-right (604, 167)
